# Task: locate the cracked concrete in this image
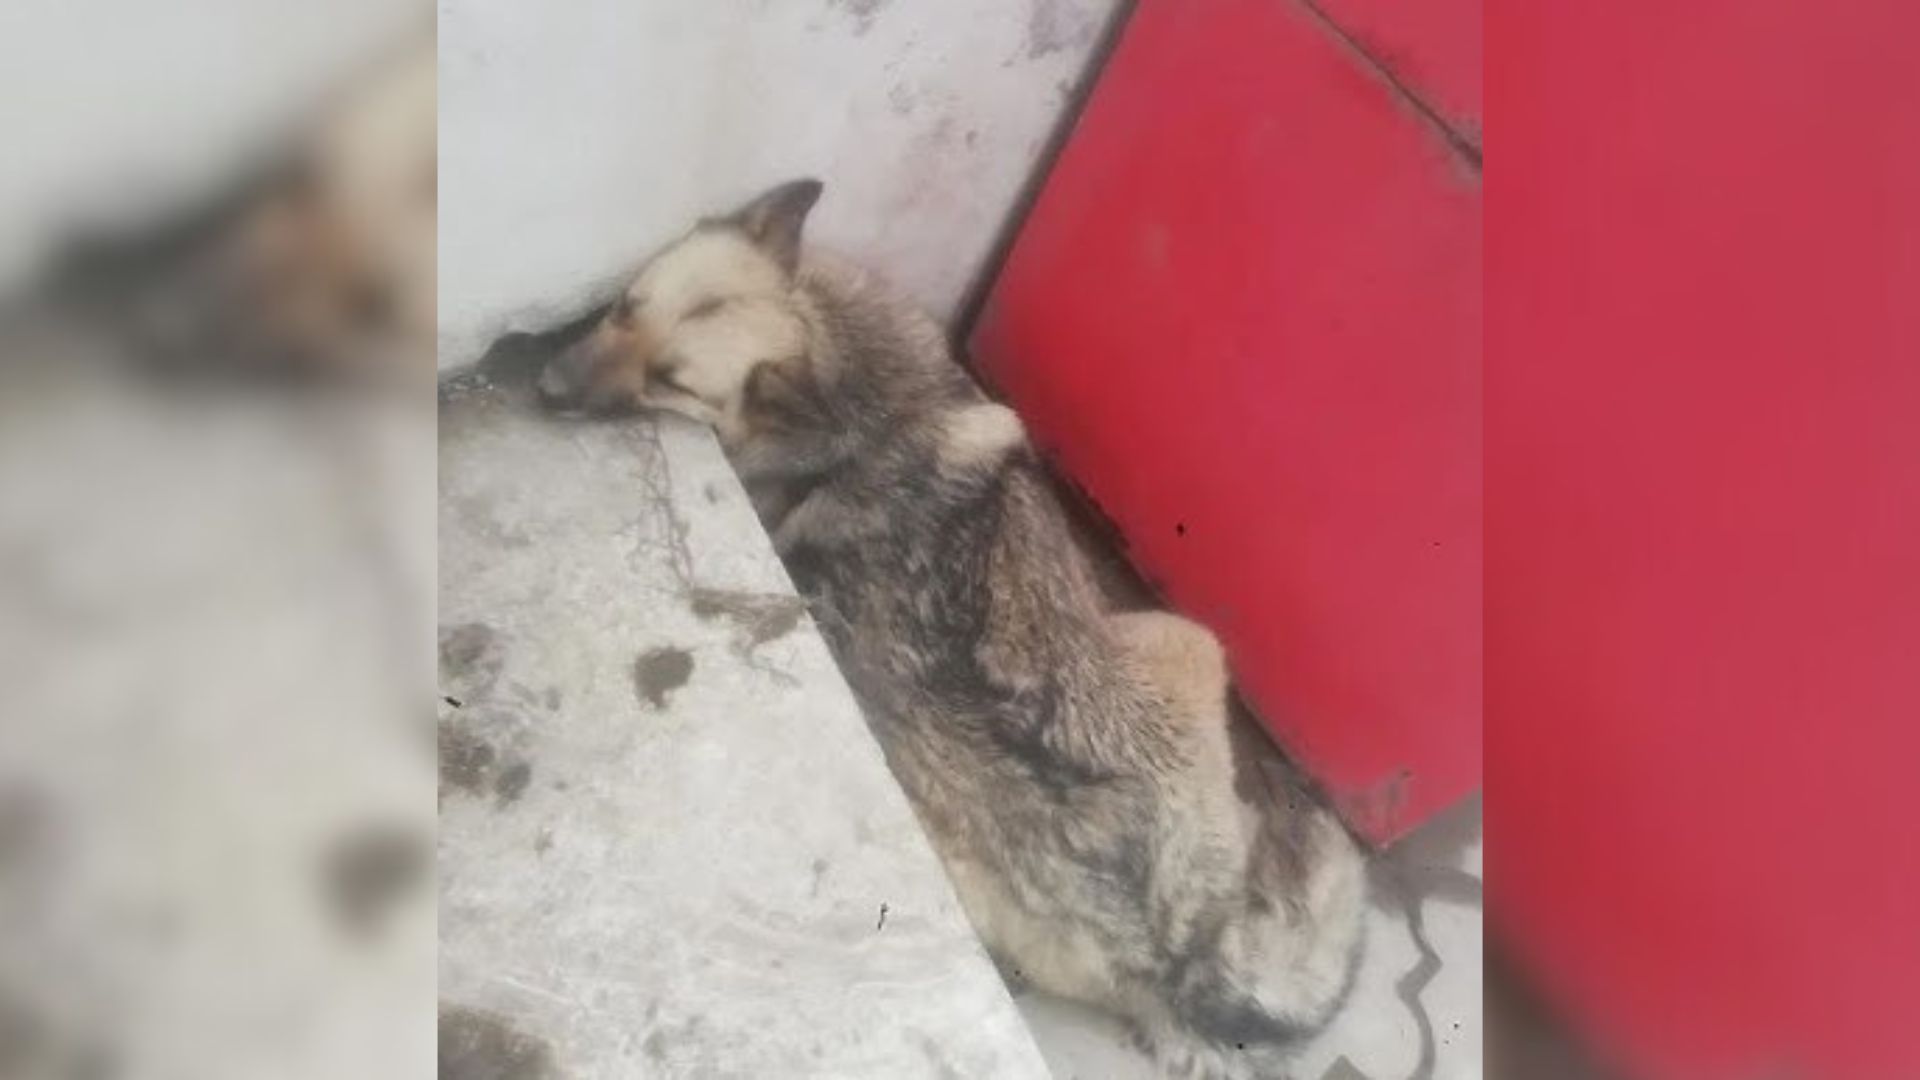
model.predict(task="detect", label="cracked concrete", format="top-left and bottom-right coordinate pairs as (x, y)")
top-left (438, 372), bottom-right (1050, 1078)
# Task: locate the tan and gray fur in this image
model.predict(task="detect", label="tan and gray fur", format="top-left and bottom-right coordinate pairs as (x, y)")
top-left (539, 180), bottom-right (1367, 1079)
top-left (117, 39), bottom-right (436, 381)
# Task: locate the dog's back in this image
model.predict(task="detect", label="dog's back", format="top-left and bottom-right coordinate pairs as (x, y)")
top-left (764, 261), bottom-right (1366, 1078)
top-left (528, 176), bottom-right (1366, 1077)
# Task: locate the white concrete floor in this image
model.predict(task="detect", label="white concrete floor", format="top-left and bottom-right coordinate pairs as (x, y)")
top-left (439, 369), bottom-right (1051, 1078)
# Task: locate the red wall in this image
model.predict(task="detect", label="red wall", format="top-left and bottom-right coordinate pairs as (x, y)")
top-left (979, 0), bottom-right (1920, 1074)
top-left (972, 0), bottom-right (1482, 844)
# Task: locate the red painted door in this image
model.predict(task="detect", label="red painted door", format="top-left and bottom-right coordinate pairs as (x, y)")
top-left (971, 0), bottom-right (1482, 844)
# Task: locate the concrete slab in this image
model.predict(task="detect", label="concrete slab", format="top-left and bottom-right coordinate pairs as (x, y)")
top-left (437, 376), bottom-right (1051, 1079)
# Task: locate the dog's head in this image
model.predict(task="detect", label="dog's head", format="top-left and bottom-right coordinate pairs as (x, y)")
top-left (538, 179), bottom-right (825, 442)
top-left (134, 42), bottom-right (435, 380)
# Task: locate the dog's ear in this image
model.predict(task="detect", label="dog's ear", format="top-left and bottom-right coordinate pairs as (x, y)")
top-left (730, 179), bottom-right (823, 274)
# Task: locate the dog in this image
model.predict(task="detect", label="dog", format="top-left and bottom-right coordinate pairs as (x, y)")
top-left (538, 180), bottom-right (1367, 1079)
top-left (109, 39), bottom-right (436, 382)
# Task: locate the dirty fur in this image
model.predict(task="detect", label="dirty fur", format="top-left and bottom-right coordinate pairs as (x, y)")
top-left (540, 180), bottom-right (1367, 1079)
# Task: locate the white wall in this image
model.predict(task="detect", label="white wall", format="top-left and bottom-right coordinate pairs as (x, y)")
top-left (437, 0), bottom-right (1120, 369)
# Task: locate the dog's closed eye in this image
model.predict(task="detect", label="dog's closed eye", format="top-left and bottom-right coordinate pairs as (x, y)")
top-left (652, 365), bottom-right (696, 396)
top-left (682, 297), bottom-right (727, 321)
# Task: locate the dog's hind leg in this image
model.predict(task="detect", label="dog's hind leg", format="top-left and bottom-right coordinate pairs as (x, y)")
top-left (1105, 611), bottom-right (1242, 813)
top-left (1104, 610), bottom-right (1231, 721)
top-left (1106, 610), bottom-right (1361, 1074)
top-left (1103, 611), bottom-right (1252, 970)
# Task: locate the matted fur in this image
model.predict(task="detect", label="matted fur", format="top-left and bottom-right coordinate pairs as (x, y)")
top-left (540, 181), bottom-right (1367, 1079)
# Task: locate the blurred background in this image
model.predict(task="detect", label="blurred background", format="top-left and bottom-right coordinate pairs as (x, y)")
top-left (0, 4), bottom-right (434, 1077)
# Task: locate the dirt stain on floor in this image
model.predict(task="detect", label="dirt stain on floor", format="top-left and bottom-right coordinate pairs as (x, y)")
top-left (440, 1004), bottom-right (559, 1080)
top-left (493, 759), bottom-right (533, 806)
top-left (322, 822), bottom-right (428, 938)
top-left (440, 622), bottom-right (504, 689)
top-left (634, 646), bottom-right (695, 708)
top-left (439, 721), bottom-right (497, 797)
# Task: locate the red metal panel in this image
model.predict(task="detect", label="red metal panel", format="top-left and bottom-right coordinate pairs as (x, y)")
top-left (1490, 0), bottom-right (1920, 1075)
top-left (1308, 0), bottom-right (1482, 134)
top-left (971, 0), bottom-right (1481, 843)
